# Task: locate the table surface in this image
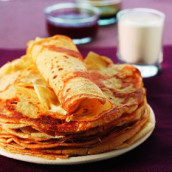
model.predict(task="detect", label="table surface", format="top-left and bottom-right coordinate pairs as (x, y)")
top-left (0, 0), bottom-right (172, 49)
top-left (0, 0), bottom-right (172, 171)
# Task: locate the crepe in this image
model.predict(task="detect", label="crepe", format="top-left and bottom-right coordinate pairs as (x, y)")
top-left (0, 35), bottom-right (154, 159)
top-left (0, 103), bottom-right (153, 159)
top-left (27, 36), bottom-right (113, 121)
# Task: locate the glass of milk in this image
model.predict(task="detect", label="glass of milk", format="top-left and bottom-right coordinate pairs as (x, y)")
top-left (117, 8), bottom-right (165, 78)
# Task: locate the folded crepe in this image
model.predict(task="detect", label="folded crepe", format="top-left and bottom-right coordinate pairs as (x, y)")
top-left (0, 35), bottom-right (154, 159)
top-left (27, 36), bottom-right (113, 121)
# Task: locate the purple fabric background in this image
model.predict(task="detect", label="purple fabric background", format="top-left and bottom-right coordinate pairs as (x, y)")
top-left (0, 0), bottom-right (172, 49)
top-left (0, 47), bottom-right (171, 172)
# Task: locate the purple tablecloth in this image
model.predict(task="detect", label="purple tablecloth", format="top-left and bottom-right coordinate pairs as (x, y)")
top-left (0, 47), bottom-right (171, 172)
top-left (0, 0), bottom-right (172, 49)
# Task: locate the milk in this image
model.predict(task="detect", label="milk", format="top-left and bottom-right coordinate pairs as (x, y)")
top-left (118, 9), bottom-right (165, 65)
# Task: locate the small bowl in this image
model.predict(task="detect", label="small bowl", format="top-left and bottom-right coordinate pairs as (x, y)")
top-left (75, 0), bottom-right (122, 26)
top-left (44, 3), bottom-right (100, 45)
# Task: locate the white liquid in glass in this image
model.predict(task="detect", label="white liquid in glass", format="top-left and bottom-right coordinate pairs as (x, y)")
top-left (118, 10), bottom-right (164, 65)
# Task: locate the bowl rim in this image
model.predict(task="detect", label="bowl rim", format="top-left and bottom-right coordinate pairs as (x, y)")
top-left (75, 0), bottom-right (122, 6)
top-left (44, 3), bottom-right (100, 24)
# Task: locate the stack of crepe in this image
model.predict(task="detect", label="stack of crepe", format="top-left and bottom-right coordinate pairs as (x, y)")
top-left (0, 35), bottom-right (154, 159)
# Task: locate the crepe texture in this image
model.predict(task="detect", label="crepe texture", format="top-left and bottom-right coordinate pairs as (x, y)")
top-left (0, 35), bottom-right (154, 159)
top-left (27, 36), bottom-right (113, 121)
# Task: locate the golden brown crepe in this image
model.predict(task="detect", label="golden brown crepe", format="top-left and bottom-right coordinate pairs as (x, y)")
top-left (0, 35), bottom-right (154, 159)
top-left (27, 36), bottom-right (113, 122)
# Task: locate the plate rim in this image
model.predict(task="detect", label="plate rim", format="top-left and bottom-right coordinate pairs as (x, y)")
top-left (0, 106), bottom-right (155, 165)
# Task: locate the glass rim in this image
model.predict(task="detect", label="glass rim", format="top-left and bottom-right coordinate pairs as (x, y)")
top-left (44, 3), bottom-right (100, 24)
top-left (76, 0), bottom-right (122, 6)
top-left (117, 8), bottom-right (165, 21)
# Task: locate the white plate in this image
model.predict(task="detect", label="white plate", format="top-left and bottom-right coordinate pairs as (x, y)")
top-left (0, 106), bottom-right (155, 165)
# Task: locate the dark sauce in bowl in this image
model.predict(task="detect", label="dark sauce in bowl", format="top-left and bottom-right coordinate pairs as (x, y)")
top-left (45, 3), bottom-right (99, 44)
top-left (46, 13), bottom-right (98, 39)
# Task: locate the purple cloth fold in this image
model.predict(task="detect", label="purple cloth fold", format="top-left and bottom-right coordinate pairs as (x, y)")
top-left (0, 47), bottom-right (171, 172)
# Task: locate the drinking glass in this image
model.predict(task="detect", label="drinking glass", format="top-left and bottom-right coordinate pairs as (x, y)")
top-left (117, 8), bottom-right (165, 78)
